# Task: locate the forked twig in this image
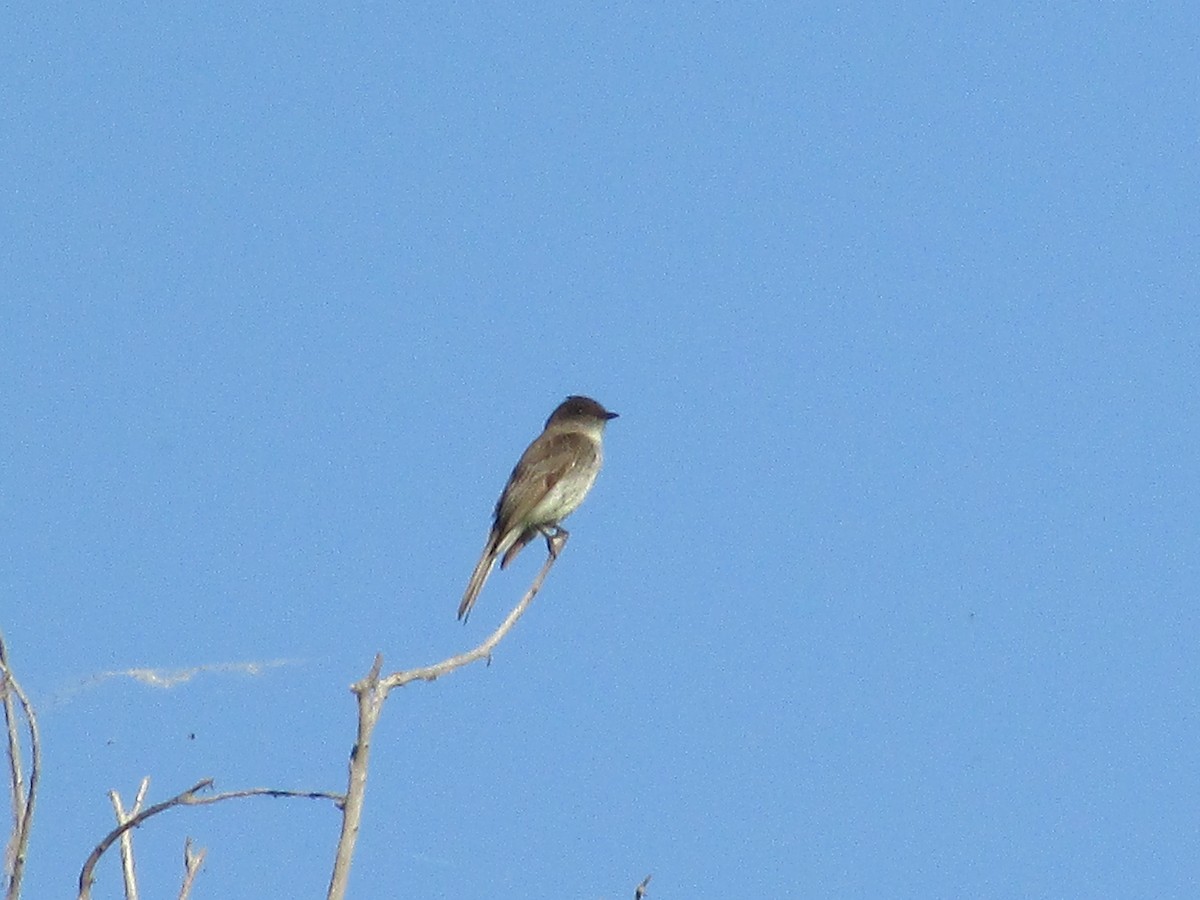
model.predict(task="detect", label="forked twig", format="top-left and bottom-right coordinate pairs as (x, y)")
top-left (78, 779), bottom-right (344, 899)
top-left (110, 777), bottom-right (151, 900)
top-left (177, 838), bottom-right (206, 900)
top-left (326, 535), bottom-right (566, 900)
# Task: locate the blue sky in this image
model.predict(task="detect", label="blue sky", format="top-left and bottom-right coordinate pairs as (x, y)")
top-left (4, 4), bottom-right (1198, 898)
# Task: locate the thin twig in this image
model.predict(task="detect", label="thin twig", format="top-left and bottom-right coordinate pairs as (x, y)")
top-left (177, 838), bottom-right (206, 900)
top-left (381, 533), bottom-right (564, 691)
top-left (1, 656), bottom-right (22, 888)
top-left (110, 777), bottom-right (151, 900)
top-left (326, 535), bottom-right (565, 900)
top-left (78, 779), bottom-right (344, 900)
top-left (1, 632), bottom-right (40, 900)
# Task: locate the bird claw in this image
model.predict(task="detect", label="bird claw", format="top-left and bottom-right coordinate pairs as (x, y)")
top-left (540, 526), bottom-right (569, 558)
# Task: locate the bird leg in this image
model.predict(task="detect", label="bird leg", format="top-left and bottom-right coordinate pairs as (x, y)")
top-left (539, 525), bottom-right (569, 559)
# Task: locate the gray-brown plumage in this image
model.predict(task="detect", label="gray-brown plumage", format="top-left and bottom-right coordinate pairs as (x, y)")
top-left (458, 395), bottom-right (617, 621)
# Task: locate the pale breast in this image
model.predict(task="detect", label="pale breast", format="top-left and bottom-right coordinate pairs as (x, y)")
top-left (527, 450), bottom-right (602, 525)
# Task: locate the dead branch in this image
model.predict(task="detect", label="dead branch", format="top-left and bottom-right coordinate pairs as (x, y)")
top-left (325, 533), bottom-right (566, 900)
top-left (1, 631), bottom-right (40, 900)
top-left (78, 779), bottom-right (344, 900)
top-left (177, 838), bottom-right (206, 900)
top-left (110, 777), bottom-right (151, 900)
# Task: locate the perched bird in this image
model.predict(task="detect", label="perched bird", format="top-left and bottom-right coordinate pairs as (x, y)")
top-left (458, 395), bottom-right (618, 621)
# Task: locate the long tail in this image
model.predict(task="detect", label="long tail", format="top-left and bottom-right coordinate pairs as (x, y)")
top-left (458, 533), bottom-right (500, 621)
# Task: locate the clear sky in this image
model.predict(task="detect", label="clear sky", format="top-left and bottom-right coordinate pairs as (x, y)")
top-left (4, 4), bottom-right (1198, 898)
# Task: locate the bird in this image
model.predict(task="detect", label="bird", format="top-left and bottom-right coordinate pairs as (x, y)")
top-left (458, 395), bottom-right (618, 621)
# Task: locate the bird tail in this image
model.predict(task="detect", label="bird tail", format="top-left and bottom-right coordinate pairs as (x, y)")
top-left (499, 527), bottom-right (538, 570)
top-left (458, 532), bottom-right (500, 622)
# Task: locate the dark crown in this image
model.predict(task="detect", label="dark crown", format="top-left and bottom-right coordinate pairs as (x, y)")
top-left (546, 395), bottom-right (618, 427)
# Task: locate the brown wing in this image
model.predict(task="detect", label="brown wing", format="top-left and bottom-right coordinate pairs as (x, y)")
top-left (499, 526), bottom-right (539, 570)
top-left (493, 431), bottom-right (597, 535)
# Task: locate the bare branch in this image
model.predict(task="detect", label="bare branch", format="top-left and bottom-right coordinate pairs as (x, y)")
top-left (78, 779), bottom-right (344, 900)
top-left (177, 838), bottom-right (206, 900)
top-left (381, 532), bottom-right (564, 691)
top-left (2, 678), bottom-right (22, 876)
top-left (2, 657), bottom-right (23, 889)
top-left (109, 778), bottom-right (151, 900)
top-left (326, 656), bottom-right (382, 900)
top-left (1, 631), bottom-right (40, 900)
top-left (326, 535), bottom-right (565, 900)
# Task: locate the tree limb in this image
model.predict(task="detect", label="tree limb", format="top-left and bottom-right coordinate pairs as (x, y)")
top-left (78, 779), bottom-right (343, 899)
top-left (1, 631), bottom-right (40, 900)
top-left (326, 533), bottom-right (565, 900)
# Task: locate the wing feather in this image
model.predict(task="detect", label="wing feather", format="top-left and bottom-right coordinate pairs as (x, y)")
top-left (493, 431), bottom-right (597, 535)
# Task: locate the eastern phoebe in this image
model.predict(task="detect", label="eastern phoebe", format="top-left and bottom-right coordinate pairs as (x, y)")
top-left (458, 395), bottom-right (618, 621)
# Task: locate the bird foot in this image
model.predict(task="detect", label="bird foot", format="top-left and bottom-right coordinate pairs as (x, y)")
top-left (540, 526), bottom-right (569, 558)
